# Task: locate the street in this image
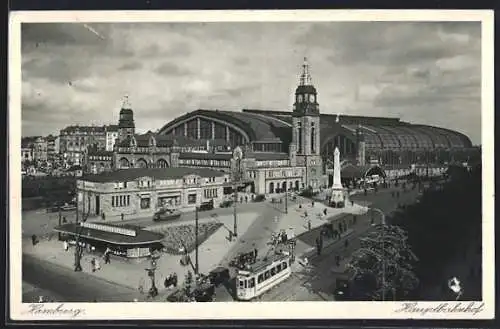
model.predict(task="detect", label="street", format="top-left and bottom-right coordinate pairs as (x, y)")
top-left (22, 254), bottom-right (140, 302)
top-left (258, 184), bottom-right (422, 301)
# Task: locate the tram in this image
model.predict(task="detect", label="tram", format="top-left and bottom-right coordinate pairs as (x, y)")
top-left (236, 253), bottom-right (292, 301)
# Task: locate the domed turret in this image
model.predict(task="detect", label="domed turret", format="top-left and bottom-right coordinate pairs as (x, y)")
top-left (118, 95), bottom-right (135, 141)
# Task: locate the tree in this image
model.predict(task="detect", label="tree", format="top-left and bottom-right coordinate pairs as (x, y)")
top-left (183, 270), bottom-right (194, 300)
top-left (346, 224), bottom-right (419, 300)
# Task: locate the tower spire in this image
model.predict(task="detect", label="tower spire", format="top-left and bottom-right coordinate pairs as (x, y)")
top-left (299, 57), bottom-right (312, 86)
top-left (122, 94), bottom-right (132, 109)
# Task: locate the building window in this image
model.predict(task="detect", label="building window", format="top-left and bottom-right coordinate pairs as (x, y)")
top-left (188, 193), bottom-right (197, 204)
top-left (140, 197), bottom-right (151, 209)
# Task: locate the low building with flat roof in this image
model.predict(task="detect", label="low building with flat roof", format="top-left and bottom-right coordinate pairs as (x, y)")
top-left (76, 167), bottom-right (232, 220)
top-left (53, 221), bottom-right (165, 258)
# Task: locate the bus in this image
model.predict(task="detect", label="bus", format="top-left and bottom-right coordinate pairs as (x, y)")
top-left (236, 253), bottom-right (292, 301)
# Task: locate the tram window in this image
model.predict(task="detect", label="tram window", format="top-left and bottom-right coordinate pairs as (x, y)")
top-left (249, 278), bottom-right (255, 288)
top-left (270, 267), bottom-right (276, 276)
top-left (264, 271), bottom-right (270, 280)
top-left (257, 274), bottom-right (264, 283)
top-left (282, 262), bottom-right (287, 269)
top-left (244, 280), bottom-right (247, 288)
top-left (239, 280), bottom-right (244, 288)
top-left (276, 264), bottom-right (282, 272)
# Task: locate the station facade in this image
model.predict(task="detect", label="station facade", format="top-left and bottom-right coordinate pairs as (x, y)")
top-left (110, 58), bottom-right (477, 195)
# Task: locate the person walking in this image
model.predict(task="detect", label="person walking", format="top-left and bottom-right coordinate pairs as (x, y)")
top-left (308, 219), bottom-right (312, 231)
top-left (63, 240), bottom-right (69, 251)
top-left (102, 212), bottom-right (106, 221)
top-left (104, 252), bottom-right (111, 264)
top-left (121, 213), bottom-right (124, 221)
top-left (90, 258), bottom-right (96, 273)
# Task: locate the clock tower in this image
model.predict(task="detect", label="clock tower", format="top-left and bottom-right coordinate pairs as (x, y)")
top-left (291, 58), bottom-right (324, 191)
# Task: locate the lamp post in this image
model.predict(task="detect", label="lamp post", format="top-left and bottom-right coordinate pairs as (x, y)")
top-left (74, 190), bottom-right (83, 272)
top-left (284, 181), bottom-right (288, 214)
top-left (195, 206), bottom-right (199, 275)
top-left (232, 152), bottom-right (242, 238)
top-left (145, 253), bottom-right (160, 298)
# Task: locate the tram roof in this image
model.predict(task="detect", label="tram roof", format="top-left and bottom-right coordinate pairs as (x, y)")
top-left (239, 253), bottom-right (289, 275)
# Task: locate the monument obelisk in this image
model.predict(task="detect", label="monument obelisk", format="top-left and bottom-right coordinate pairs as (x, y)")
top-left (330, 146), bottom-right (347, 208)
top-left (332, 147), bottom-right (342, 189)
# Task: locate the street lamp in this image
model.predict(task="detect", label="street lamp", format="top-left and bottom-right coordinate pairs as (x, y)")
top-left (145, 253), bottom-right (160, 298)
top-left (232, 148), bottom-right (243, 238)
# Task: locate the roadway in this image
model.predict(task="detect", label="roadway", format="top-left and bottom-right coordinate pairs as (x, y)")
top-left (258, 184), bottom-right (422, 301)
top-left (22, 254), bottom-right (141, 302)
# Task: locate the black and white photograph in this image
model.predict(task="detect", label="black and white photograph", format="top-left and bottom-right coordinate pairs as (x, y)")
top-left (9, 10), bottom-right (494, 320)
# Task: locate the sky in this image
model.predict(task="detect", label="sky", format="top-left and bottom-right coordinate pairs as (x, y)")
top-left (21, 21), bottom-right (482, 144)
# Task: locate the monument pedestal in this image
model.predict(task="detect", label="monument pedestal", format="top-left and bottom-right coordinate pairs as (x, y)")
top-left (330, 187), bottom-right (348, 208)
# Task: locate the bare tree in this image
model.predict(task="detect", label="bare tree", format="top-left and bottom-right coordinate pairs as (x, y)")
top-left (346, 224), bottom-right (419, 300)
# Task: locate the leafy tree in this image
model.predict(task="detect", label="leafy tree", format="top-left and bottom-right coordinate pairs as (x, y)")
top-left (346, 224), bottom-right (419, 300)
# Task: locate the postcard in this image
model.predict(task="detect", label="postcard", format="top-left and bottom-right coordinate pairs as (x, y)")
top-left (9, 9), bottom-right (494, 320)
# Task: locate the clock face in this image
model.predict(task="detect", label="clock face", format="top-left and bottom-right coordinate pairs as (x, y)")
top-left (309, 94), bottom-right (315, 102)
top-left (297, 94), bottom-right (303, 103)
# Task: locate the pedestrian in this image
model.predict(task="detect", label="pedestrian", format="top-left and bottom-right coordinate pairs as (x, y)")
top-left (344, 239), bottom-right (349, 249)
top-left (312, 201), bottom-right (315, 207)
top-left (31, 234), bottom-right (37, 246)
top-left (351, 200), bottom-right (354, 206)
top-left (102, 212), bottom-right (106, 221)
top-left (254, 248), bottom-right (258, 261)
top-left (62, 216), bottom-right (67, 223)
top-left (245, 196), bottom-right (248, 203)
top-left (104, 252), bottom-right (111, 264)
top-left (308, 220), bottom-right (311, 231)
top-left (91, 257), bottom-right (96, 272)
top-left (121, 213), bottom-right (124, 221)
top-left (63, 240), bottom-right (69, 251)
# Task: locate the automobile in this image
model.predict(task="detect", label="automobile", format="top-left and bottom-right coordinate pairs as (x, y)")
top-left (208, 266), bottom-right (231, 287)
top-left (333, 278), bottom-right (350, 301)
top-left (219, 200), bottom-right (233, 208)
top-left (253, 194), bottom-right (266, 202)
top-left (153, 208), bottom-right (182, 222)
top-left (60, 203), bottom-right (77, 211)
top-left (199, 199), bottom-right (214, 212)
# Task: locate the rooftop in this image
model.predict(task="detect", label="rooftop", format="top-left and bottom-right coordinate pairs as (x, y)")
top-left (53, 222), bottom-right (164, 245)
top-left (80, 167), bottom-right (227, 183)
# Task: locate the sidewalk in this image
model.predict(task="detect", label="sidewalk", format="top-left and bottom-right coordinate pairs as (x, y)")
top-left (23, 212), bottom-right (259, 295)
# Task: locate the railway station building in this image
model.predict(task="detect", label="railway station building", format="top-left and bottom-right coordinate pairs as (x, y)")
top-left (111, 58), bottom-right (478, 195)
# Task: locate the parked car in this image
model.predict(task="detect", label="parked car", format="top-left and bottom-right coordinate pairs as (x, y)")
top-left (153, 208), bottom-right (182, 222)
top-left (253, 194), bottom-right (266, 202)
top-left (199, 200), bottom-right (214, 212)
top-left (61, 203), bottom-right (77, 211)
top-left (220, 200), bottom-right (233, 208)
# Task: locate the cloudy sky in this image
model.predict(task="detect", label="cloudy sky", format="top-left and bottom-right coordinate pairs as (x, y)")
top-left (21, 21), bottom-right (481, 144)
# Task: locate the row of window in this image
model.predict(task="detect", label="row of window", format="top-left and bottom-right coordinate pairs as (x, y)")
top-left (204, 188), bottom-right (218, 199)
top-left (179, 159), bottom-right (231, 167)
top-left (257, 261), bottom-right (288, 284)
top-left (89, 156), bottom-right (112, 161)
top-left (256, 160), bottom-right (290, 168)
top-left (112, 195), bottom-right (130, 207)
top-left (267, 169), bottom-right (302, 179)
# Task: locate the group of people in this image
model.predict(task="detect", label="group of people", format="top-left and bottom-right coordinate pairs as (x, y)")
top-left (231, 248), bottom-right (258, 269)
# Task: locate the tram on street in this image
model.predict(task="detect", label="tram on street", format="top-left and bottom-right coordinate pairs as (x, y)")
top-left (236, 253), bottom-right (292, 301)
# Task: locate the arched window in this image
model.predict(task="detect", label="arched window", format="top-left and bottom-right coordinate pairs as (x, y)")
top-left (136, 158), bottom-right (148, 168)
top-left (119, 157), bottom-right (130, 168)
top-left (157, 159), bottom-right (169, 168)
top-left (269, 182), bottom-right (275, 194)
